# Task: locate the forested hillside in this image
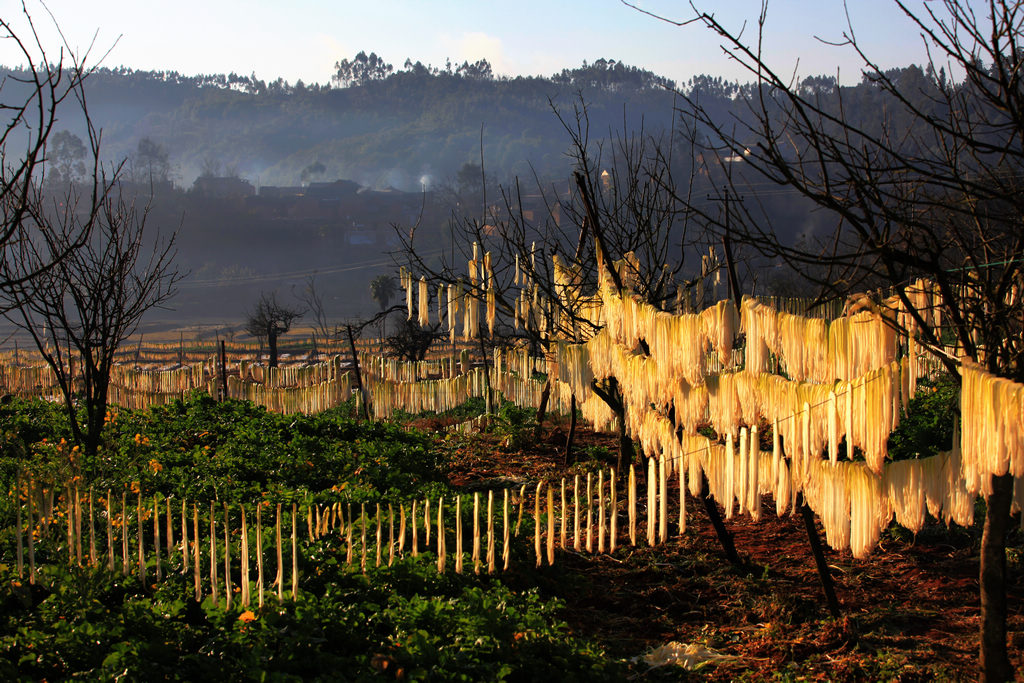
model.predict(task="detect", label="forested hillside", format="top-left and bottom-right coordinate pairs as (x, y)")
top-left (1, 53), bottom-right (949, 193)
top-left (11, 58), bottom-right (681, 189)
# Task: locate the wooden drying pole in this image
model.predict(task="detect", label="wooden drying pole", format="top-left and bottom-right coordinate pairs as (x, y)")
top-left (219, 340), bottom-right (229, 401)
top-left (476, 322), bottom-right (493, 418)
top-left (345, 324), bottom-right (372, 421)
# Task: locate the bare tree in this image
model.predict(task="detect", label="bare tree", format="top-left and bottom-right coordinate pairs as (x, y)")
top-left (245, 291), bottom-right (304, 368)
top-left (1, 187), bottom-right (181, 456)
top-left (395, 98), bottom-right (710, 470)
top-left (648, 1), bottom-right (1024, 677)
top-left (385, 317), bottom-right (444, 362)
top-left (295, 274), bottom-right (331, 355)
top-left (0, 7), bottom-right (110, 294)
top-left (0, 7), bottom-right (175, 458)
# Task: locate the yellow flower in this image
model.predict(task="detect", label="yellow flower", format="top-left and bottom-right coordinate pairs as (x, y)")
top-left (238, 610), bottom-right (256, 623)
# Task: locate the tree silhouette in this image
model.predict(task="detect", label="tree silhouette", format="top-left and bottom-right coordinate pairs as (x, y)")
top-left (332, 51), bottom-right (393, 87)
top-left (245, 292), bottom-right (304, 368)
top-left (132, 137), bottom-right (171, 185)
top-left (1, 188), bottom-right (181, 456)
top-left (46, 131), bottom-right (87, 187)
top-left (369, 274), bottom-right (397, 310)
top-left (0, 7), bottom-right (107, 293)
top-left (369, 274), bottom-right (397, 339)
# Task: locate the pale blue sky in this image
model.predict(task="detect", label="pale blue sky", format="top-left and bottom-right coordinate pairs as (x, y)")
top-left (2, 1), bottom-right (961, 87)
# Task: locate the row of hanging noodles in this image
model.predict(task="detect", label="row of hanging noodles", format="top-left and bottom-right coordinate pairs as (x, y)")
top-left (491, 371), bottom-right (547, 410)
top-left (492, 344), bottom-right (545, 382)
top-left (106, 383), bottom-right (192, 411)
top-left (405, 248), bottom-right (609, 342)
top-left (0, 362), bottom-right (64, 395)
top-left (409, 245), bottom-right (506, 340)
top-left (960, 361), bottom-right (1024, 495)
top-left (237, 356), bottom-right (346, 388)
top-left (588, 326), bottom-right (908, 473)
top-left (742, 297), bottom-right (899, 384)
top-left (591, 286), bottom-right (909, 391)
top-left (369, 368), bottom-right (488, 419)
top-left (579, 390), bottom-right (618, 433)
top-left (365, 365), bottom-right (547, 419)
top-left (357, 353), bottom-right (452, 383)
top-left (624, 402), bottom-right (977, 559)
top-left (551, 339), bottom-right (595, 401)
top-left (110, 358), bottom-right (215, 394)
top-left (226, 375), bottom-right (352, 415)
top-left (902, 278), bottom-right (942, 332)
top-left (598, 284), bottom-right (738, 385)
top-left (400, 270), bottom-right (475, 341)
top-left (107, 338), bottom-right (349, 365)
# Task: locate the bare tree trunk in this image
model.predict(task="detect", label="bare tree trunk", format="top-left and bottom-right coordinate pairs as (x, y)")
top-left (534, 380), bottom-right (551, 441)
top-left (980, 473), bottom-right (1014, 682)
top-left (346, 324), bottom-right (371, 422)
top-left (563, 393), bottom-right (577, 466)
top-left (700, 474), bottom-right (741, 567)
top-left (798, 494), bottom-right (841, 618)
top-left (268, 331), bottom-right (279, 369)
top-left (614, 405), bottom-right (634, 474)
top-left (220, 340), bottom-right (229, 401)
top-left (478, 328), bottom-right (492, 416)
top-left (591, 377), bottom-right (634, 472)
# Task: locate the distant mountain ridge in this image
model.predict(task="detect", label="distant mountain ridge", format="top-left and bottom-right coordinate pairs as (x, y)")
top-left (4, 58), bottom-right (691, 191)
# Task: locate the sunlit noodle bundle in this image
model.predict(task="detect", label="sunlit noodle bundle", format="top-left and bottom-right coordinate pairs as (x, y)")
top-left (698, 299), bottom-right (739, 367)
top-left (960, 362), bottom-right (1024, 494)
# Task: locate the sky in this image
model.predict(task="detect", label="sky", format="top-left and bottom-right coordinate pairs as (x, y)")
top-left (2, 0), bottom-right (956, 87)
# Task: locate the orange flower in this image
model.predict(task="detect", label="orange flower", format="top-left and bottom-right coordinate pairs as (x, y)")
top-left (149, 459), bottom-right (163, 473)
top-left (238, 610), bottom-right (256, 623)
top-left (130, 481), bottom-right (140, 494)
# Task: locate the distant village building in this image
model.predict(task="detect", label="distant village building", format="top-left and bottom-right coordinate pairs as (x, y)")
top-left (191, 175), bottom-right (255, 199)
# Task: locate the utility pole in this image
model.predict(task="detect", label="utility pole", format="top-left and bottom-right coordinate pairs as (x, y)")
top-left (708, 186), bottom-right (743, 311)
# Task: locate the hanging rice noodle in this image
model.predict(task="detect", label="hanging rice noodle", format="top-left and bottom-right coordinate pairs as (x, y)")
top-left (448, 285), bottom-right (459, 342)
top-left (486, 287), bottom-right (496, 336)
top-left (418, 277), bottom-right (430, 328)
top-left (961, 362), bottom-right (1024, 492)
top-left (406, 273), bottom-right (414, 320)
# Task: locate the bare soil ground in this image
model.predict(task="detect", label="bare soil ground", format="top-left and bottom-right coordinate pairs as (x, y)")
top-left (433, 416), bottom-right (1024, 681)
